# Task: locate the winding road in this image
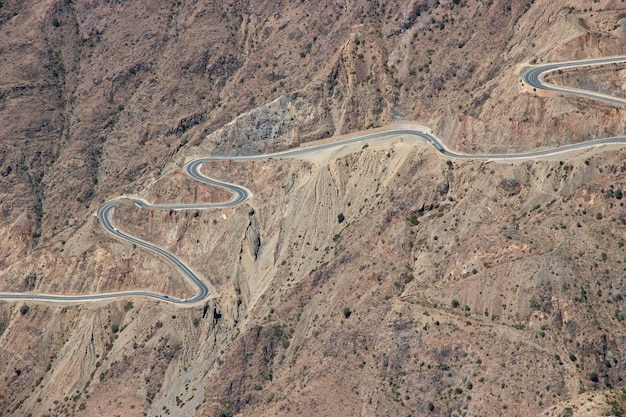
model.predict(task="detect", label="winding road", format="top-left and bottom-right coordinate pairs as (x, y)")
top-left (1, 56), bottom-right (625, 306)
top-left (522, 56), bottom-right (626, 106)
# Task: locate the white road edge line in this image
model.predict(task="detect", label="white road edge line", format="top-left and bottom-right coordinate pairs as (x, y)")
top-left (1, 56), bottom-right (625, 306)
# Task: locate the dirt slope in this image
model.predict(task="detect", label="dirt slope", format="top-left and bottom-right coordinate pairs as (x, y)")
top-left (0, 0), bottom-right (626, 416)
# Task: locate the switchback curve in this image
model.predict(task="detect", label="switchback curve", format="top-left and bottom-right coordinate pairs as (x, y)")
top-left (1, 56), bottom-right (625, 306)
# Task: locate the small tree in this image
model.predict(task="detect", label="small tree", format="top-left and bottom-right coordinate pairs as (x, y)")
top-left (20, 304), bottom-right (29, 315)
top-left (407, 215), bottom-right (419, 226)
top-left (337, 213), bottom-right (345, 224)
top-left (343, 307), bottom-right (352, 318)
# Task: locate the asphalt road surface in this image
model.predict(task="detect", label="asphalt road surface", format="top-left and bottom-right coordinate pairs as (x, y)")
top-left (522, 56), bottom-right (626, 107)
top-left (1, 56), bottom-right (625, 306)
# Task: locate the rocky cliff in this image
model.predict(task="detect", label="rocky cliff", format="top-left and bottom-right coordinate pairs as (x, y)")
top-left (1, 0), bottom-right (626, 416)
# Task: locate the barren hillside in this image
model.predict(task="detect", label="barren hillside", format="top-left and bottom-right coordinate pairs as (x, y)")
top-left (0, 0), bottom-right (625, 416)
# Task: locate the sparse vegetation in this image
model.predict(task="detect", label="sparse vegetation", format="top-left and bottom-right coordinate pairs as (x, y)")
top-left (2, 3), bottom-right (626, 417)
top-left (406, 215), bottom-right (420, 226)
top-left (529, 298), bottom-right (540, 310)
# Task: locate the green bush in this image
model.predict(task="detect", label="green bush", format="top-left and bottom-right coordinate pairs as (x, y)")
top-left (529, 298), bottom-right (540, 310)
top-left (406, 215), bottom-right (419, 226)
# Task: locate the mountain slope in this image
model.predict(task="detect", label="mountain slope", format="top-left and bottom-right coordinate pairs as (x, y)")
top-left (0, 1), bottom-right (625, 416)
